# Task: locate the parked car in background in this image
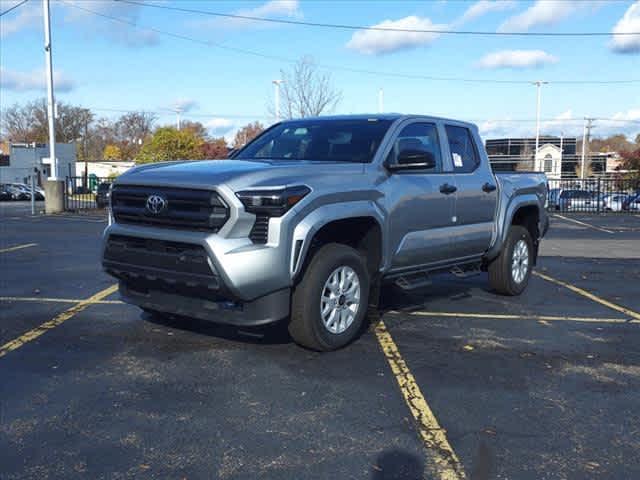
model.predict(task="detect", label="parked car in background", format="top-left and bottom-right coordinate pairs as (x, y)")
top-left (0, 185), bottom-right (11, 201)
top-left (95, 182), bottom-right (112, 208)
top-left (602, 193), bottom-right (630, 212)
top-left (4, 185), bottom-right (30, 200)
top-left (622, 193), bottom-right (640, 211)
top-left (565, 190), bottom-right (605, 212)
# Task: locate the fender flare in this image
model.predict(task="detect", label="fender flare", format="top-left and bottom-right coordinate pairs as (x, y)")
top-left (290, 201), bottom-right (385, 279)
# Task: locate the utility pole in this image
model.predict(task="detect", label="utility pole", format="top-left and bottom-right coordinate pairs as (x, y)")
top-left (559, 131), bottom-right (564, 179)
top-left (532, 80), bottom-right (548, 170)
top-left (378, 88), bottom-right (384, 113)
top-left (272, 80), bottom-right (284, 122)
top-left (42, 0), bottom-right (57, 179)
top-left (580, 118), bottom-right (596, 180)
top-left (175, 107), bottom-right (182, 130)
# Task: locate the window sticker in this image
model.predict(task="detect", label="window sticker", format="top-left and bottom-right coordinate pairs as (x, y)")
top-left (452, 152), bottom-right (463, 168)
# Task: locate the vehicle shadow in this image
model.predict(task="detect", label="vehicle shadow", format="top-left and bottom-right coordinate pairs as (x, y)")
top-left (141, 274), bottom-right (484, 347)
top-left (371, 448), bottom-right (425, 479)
top-left (379, 274), bottom-right (484, 314)
top-left (141, 310), bottom-right (293, 346)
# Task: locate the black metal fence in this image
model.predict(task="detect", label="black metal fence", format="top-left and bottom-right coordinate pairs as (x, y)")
top-left (65, 176), bottom-right (112, 211)
top-left (547, 177), bottom-right (640, 214)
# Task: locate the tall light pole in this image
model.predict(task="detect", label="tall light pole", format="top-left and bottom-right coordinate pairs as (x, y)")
top-left (272, 80), bottom-right (284, 122)
top-left (43, 0), bottom-right (57, 179)
top-left (378, 88), bottom-right (384, 113)
top-left (532, 80), bottom-right (548, 168)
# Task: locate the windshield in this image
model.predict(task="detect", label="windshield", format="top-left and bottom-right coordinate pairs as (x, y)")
top-left (235, 119), bottom-right (393, 163)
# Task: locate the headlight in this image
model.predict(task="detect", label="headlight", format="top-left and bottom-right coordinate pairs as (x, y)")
top-left (236, 186), bottom-right (310, 217)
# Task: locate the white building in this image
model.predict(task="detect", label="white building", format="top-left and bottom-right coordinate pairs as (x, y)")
top-left (0, 143), bottom-right (76, 186)
top-left (534, 144), bottom-right (563, 180)
top-left (80, 161), bottom-right (135, 179)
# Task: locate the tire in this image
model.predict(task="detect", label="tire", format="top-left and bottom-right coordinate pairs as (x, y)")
top-left (488, 225), bottom-right (533, 296)
top-left (289, 243), bottom-right (370, 351)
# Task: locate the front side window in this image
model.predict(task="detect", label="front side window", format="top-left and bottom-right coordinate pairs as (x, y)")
top-left (445, 125), bottom-right (480, 173)
top-left (235, 119), bottom-right (393, 163)
top-left (386, 122), bottom-right (442, 171)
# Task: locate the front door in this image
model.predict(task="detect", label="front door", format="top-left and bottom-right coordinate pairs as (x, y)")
top-left (385, 121), bottom-right (457, 270)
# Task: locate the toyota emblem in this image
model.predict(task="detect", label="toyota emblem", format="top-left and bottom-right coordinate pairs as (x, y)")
top-left (146, 194), bottom-right (168, 214)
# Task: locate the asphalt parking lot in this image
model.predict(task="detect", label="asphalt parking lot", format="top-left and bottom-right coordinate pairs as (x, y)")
top-left (2, 203), bottom-right (640, 480)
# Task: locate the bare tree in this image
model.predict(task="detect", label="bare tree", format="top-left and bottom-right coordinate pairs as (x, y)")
top-left (275, 57), bottom-right (341, 119)
top-left (115, 111), bottom-right (156, 160)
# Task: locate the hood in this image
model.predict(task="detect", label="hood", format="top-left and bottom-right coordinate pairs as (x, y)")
top-left (116, 159), bottom-right (366, 191)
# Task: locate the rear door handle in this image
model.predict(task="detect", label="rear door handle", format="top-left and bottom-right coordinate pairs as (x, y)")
top-left (439, 183), bottom-right (457, 195)
top-left (482, 183), bottom-right (497, 193)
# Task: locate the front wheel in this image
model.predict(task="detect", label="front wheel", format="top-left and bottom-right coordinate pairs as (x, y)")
top-left (289, 243), bottom-right (370, 351)
top-left (488, 225), bottom-right (533, 296)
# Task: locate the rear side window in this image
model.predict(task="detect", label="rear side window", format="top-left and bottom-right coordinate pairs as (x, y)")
top-left (387, 122), bottom-right (442, 171)
top-left (445, 125), bottom-right (480, 173)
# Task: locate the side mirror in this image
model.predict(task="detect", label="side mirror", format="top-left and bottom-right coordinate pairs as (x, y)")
top-left (388, 149), bottom-right (436, 171)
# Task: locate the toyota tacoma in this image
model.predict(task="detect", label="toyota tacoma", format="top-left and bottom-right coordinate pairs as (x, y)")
top-left (102, 115), bottom-right (548, 350)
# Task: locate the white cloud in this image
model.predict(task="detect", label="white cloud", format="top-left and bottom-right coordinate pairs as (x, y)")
top-left (62, 0), bottom-right (159, 47)
top-left (480, 109), bottom-right (640, 140)
top-left (498, 0), bottom-right (604, 32)
top-left (476, 49), bottom-right (558, 69)
top-left (248, 0), bottom-right (300, 18)
top-left (0, 0), bottom-right (42, 38)
top-left (204, 0), bottom-right (302, 30)
top-left (456, 0), bottom-right (516, 25)
top-left (346, 16), bottom-right (446, 55)
top-left (171, 99), bottom-right (198, 113)
top-left (0, 67), bottom-right (75, 93)
top-left (610, 1), bottom-right (640, 54)
top-left (204, 118), bottom-right (235, 136)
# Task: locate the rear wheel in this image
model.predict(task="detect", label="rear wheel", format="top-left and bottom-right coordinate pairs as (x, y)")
top-left (289, 243), bottom-right (370, 351)
top-left (488, 225), bottom-right (533, 296)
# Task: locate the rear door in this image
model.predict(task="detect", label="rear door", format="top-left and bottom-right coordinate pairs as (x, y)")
top-left (444, 124), bottom-right (498, 259)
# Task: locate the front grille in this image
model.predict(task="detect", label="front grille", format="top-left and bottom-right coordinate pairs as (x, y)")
top-left (249, 215), bottom-right (270, 244)
top-left (104, 234), bottom-right (215, 277)
top-left (111, 185), bottom-right (228, 232)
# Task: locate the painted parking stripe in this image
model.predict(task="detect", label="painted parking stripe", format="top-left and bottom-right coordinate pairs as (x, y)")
top-left (0, 296), bottom-right (123, 305)
top-left (534, 271), bottom-right (640, 321)
top-left (388, 310), bottom-right (633, 324)
top-left (552, 214), bottom-right (615, 234)
top-left (374, 320), bottom-right (466, 480)
top-left (0, 284), bottom-right (118, 359)
top-left (0, 243), bottom-right (38, 254)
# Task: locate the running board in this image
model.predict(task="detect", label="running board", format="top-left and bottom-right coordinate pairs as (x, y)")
top-left (450, 263), bottom-right (482, 278)
top-left (394, 272), bottom-right (432, 291)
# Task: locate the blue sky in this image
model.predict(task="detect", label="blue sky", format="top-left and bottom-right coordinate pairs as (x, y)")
top-left (1, 0), bottom-right (639, 141)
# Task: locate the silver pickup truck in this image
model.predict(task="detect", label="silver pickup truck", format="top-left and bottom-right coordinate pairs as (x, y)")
top-left (102, 114), bottom-right (548, 350)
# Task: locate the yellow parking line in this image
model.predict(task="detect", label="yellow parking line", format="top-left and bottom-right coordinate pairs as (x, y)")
top-left (0, 296), bottom-right (122, 305)
top-left (533, 271), bottom-right (640, 321)
top-left (374, 320), bottom-right (466, 480)
top-left (0, 284), bottom-right (118, 359)
top-left (389, 310), bottom-right (633, 324)
top-left (0, 243), bottom-right (38, 254)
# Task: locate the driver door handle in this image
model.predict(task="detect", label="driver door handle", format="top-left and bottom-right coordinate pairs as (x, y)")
top-left (439, 183), bottom-right (457, 195)
top-left (482, 182), bottom-right (497, 193)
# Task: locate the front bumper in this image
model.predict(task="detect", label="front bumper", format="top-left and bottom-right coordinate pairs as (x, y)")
top-left (101, 220), bottom-right (294, 325)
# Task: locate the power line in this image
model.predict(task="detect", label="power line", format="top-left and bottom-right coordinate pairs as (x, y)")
top-left (0, 0), bottom-right (29, 17)
top-left (61, 2), bottom-right (640, 86)
top-left (117, 0), bottom-right (640, 37)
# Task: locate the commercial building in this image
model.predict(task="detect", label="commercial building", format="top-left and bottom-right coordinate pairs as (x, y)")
top-left (486, 136), bottom-right (618, 179)
top-left (0, 143), bottom-right (76, 185)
